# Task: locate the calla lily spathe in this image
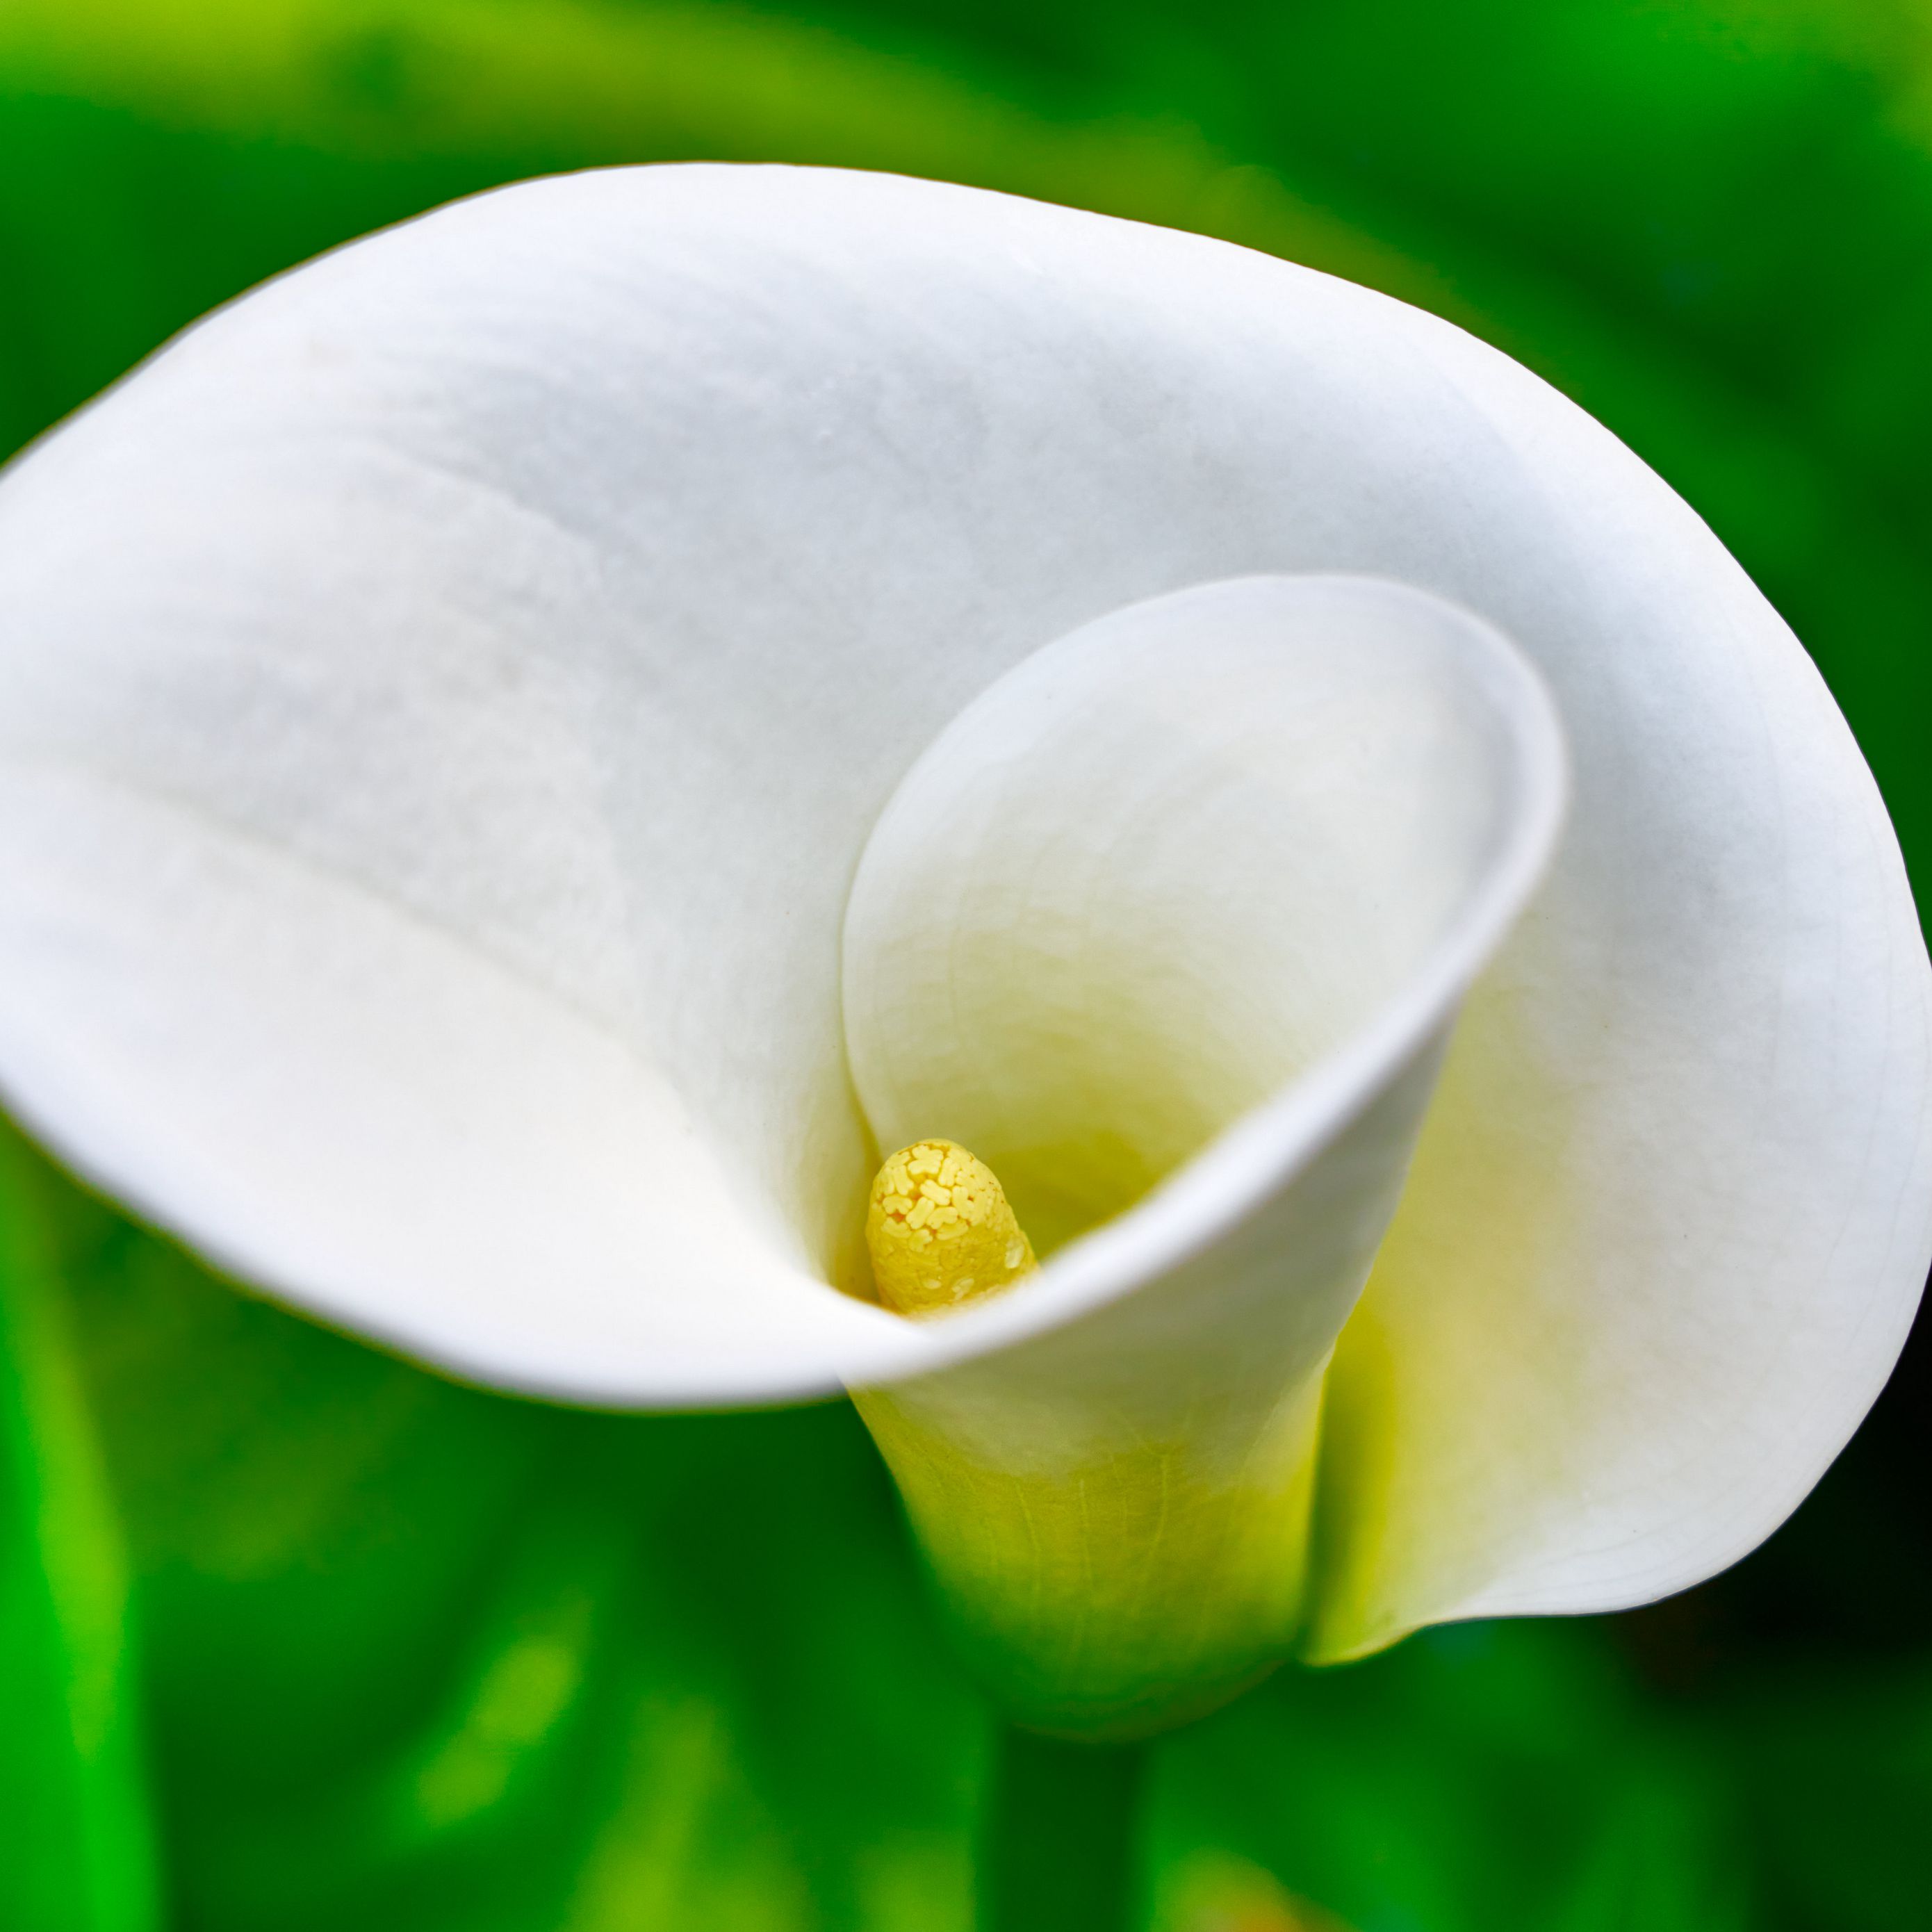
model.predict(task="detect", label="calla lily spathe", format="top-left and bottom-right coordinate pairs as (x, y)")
top-left (0, 167), bottom-right (1926, 1726)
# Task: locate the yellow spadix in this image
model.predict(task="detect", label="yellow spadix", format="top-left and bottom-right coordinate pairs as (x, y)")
top-left (866, 1139), bottom-right (1036, 1316)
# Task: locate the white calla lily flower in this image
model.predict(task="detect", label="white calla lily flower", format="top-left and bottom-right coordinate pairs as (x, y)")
top-left (0, 167), bottom-right (1926, 1732)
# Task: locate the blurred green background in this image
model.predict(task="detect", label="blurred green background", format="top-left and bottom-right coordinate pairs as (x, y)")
top-left (2, 3), bottom-right (1929, 1927)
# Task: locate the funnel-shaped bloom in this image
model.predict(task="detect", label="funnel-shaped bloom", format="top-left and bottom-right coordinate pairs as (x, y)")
top-left (0, 168), bottom-right (1925, 1734)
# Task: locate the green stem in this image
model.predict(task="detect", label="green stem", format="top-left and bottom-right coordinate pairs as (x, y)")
top-left (977, 1723), bottom-right (1147, 1932)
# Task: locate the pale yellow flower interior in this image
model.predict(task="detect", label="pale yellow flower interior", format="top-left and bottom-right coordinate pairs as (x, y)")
top-left (844, 578), bottom-right (1539, 1268)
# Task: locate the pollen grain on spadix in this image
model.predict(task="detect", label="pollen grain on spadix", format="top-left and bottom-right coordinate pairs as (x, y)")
top-left (866, 1139), bottom-right (1037, 1316)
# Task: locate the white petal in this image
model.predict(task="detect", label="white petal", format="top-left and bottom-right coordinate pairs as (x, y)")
top-left (0, 758), bottom-right (883, 1400)
top-left (0, 167), bottom-right (1923, 1635)
top-left (842, 574), bottom-right (1563, 1728)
